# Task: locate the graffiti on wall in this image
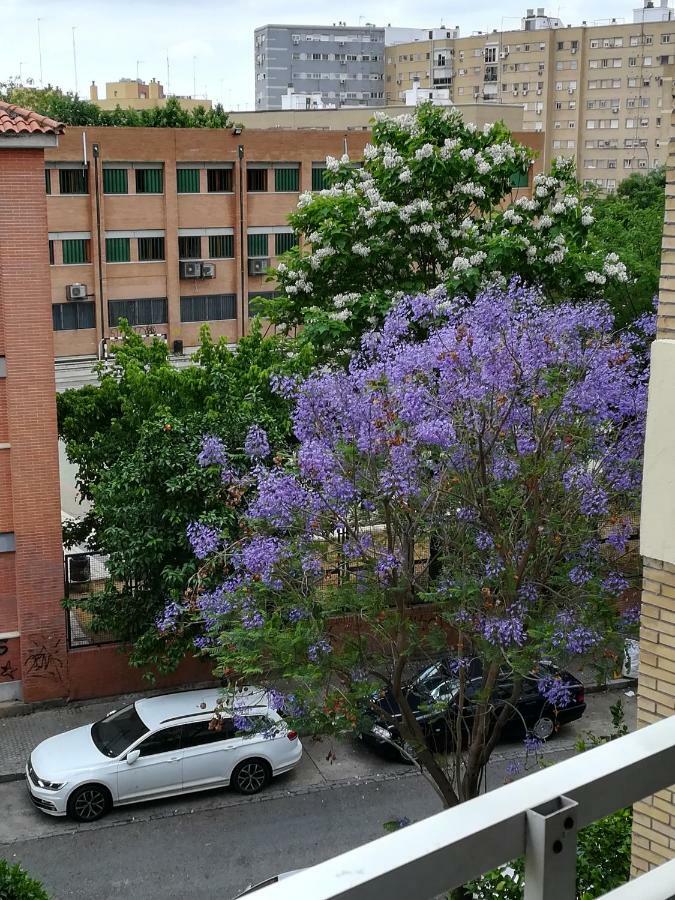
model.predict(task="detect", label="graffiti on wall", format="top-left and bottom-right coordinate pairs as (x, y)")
top-left (23, 635), bottom-right (65, 684)
top-left (0, 638), bottom-right (19, 681)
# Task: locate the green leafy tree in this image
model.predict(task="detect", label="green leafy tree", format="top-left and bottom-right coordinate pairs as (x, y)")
top-left (0, 860), bottom-right (49, 900)
top-left (58, 323), bottom-right (310, 670)
top-left (265, 104), bottom-right (631, 360)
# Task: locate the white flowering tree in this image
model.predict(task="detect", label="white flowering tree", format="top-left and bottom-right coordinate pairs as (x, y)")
top-left (265, 103), bottom-right (629, 358)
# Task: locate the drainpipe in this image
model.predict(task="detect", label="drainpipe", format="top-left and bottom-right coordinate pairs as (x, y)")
top-left (238, 143), bottom-right (245, 338)
top-left (92, 142), bottom-right (106, 359)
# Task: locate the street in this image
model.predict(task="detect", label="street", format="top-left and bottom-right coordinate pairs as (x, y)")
top-left (0, 691), bottom-right (635, 900)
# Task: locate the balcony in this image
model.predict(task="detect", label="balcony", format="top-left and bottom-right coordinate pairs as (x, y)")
top-left (255, 715), bottom-right (675, 899)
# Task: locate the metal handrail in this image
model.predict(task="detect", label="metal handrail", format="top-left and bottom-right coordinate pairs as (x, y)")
top-left (252, 715), bottom-right (675, 900)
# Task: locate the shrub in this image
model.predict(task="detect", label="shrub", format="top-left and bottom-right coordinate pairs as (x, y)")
top-left (0, 859), bottom-right (49, 900)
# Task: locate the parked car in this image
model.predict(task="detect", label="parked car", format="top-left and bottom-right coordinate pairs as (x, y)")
top-left (358, 658), bottom-right (586, 759)
top-left (26, 687), bottom-right (302, 822)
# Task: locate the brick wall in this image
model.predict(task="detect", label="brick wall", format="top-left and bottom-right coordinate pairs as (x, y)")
top-left (0, 147), bottom-right (67, 702)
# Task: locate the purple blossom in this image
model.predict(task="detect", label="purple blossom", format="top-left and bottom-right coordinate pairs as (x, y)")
top-left (475, 531), bottom-right (494, 551)
top-left (375, 553), bottom-right (399, 584)
top-left (552, 623), bottom-right (601, 655)
top-left (242, 611), bottom-right (264, 629)
top-left (155, 600), bottom-right (183, 634)
top-left (485, 556), bottom-right (505, 579)
top-left (301, 553), bottom-right (323, 577)
top-left (569, 565), bottom-right (593, 586)
top-left (233, 713), bottom-right (254, 733)
top-left (456, 506), bottom-right (478, 523)
top-left (244, 424), bottom-right (270, 459)
top-left (197, 434), bottom-right (228, 467)
top-left (193, 635), bottom-right (216, 650)
top-left (621, 604), bottom-right (640, 627)
top-left (288, 607), bottom-right (309, 622)
top-left (517, 583), bottom-right (539, 604)
top-left (601, 571), bottom-right (630, 594)
top-left (524, 734), bottom-right (545, 753)
top-left (481, 613), bottom-right (525, 647)
top-left (241, 536), bottom-right (288, 586)
top-left (267, 689), bottom-right (286, 711)
top-left (605, 519), bottom-right (633, 555)
top-left (506, 760), bottom-right (522, 777)
top-left (308, 639), bottom-right (332, 662)
top-left (187, 521), bottom-right (221, 559)
top-left (537, 675), bottom-right (573, 707)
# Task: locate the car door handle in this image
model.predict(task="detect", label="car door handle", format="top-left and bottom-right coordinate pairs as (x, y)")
top-left (169, 756), bottom-right (181, 761)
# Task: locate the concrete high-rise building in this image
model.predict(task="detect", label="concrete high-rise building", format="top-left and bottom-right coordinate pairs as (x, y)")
top-left (385, 0), bottom-right (675, 187)
top-left (254, 24), bottom-right (386, 110)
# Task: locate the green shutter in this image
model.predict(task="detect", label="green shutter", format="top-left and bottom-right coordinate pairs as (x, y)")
top-left (62, 239), bottom-right (88, 265)
top-left (510, 168), bottom-right (529, 188)
top-left (248, 233), bottom-right (269, 257)
top-left (312, 167), bottom-right (328, 191)
top-left (275, 167), bottom-right (299, 192)
top-left (106, 237), bottom-right (130, 263)
top-left (177, 168), bottom-right (200, 193)
top-left (103, 168), bottom-right (128, 194)
top-left (275, 232), bottom-right (298, 255)
top-left (209, 234), bottom-right (234, 258)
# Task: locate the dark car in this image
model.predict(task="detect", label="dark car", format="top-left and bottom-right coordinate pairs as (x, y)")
top-left (358, 658), bottom-right (586, 759)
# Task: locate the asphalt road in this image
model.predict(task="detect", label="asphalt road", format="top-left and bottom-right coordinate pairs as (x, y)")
top-left (1, 692), bottom-right (636, 900)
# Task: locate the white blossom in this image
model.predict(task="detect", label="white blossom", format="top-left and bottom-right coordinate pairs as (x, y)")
top-left (585, 270), bottom-right (607, 285)
top-left (452, 256), bottom-right (471, 272)
top-left (363, 143), bottom-right (379, 160)
top-left (460, 147), bottom-right (475, 161)
top-left (551, 202), bottom-right (566, 215)
top-left (340, 153), bottom-right (350, 164)
top-left (325, 155), bottom-right (340, 172)
top-left (469, 251), bottom-right (487, 266)
top-left (415, 143), bottom-right (434, 160)
top-left (352, 242), bottom-right (371, 257)
top-left (399, 168), bottom-right (412, 183)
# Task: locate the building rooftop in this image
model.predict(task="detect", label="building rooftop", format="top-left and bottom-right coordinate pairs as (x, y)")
top-left (0, 101), bottom-right (64, 135)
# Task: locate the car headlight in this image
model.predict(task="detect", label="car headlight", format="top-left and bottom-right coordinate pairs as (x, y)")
top-left (371, 724), bottom-right (392, 741)
top-left (36, 777), bottom-right (64, 791)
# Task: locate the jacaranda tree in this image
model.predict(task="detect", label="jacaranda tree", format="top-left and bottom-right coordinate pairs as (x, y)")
top-left (265, 104), bottom-right (630, 359)
top-left (159, 282), bottom-right (647, 812)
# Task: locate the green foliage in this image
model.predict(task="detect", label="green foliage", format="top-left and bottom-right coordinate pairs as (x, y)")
top-left (588, 168), bottom-right (664, 326)
top-left (0, 81), bottom-right (231, 129)
top-left (0, 859), bottom-right (49, 900)
top-left (57, 323), bottom-right (311, 670)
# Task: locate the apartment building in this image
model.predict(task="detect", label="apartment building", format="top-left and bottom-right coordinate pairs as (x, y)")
top-left (254, 24), bottom-right (386, 110)
top-left (89, 78), bottom-right (212, 112)
top-left (44, 122), bottom-right (542, 367)
top-left (386, 0), bottom-right (674, 186)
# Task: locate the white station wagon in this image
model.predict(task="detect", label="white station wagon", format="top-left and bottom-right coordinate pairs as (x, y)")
top-left (26, 687), bottom-right (302, 822)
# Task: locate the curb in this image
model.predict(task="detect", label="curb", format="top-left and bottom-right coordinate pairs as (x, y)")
top-left (583, 677), bottom-right (637, 695)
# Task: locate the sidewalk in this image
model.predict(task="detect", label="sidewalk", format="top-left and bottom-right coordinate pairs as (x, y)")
top-left (0, 669), bottom-right (636, 782)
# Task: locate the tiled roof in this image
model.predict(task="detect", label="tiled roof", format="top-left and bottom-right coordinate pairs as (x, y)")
top-left (0, 101), bottom-right (64, 135)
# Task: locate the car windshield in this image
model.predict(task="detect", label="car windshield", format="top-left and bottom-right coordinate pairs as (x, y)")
top-left (413, 662), bottom-right (459, 700)
top-left (91, 704), bottom-right (149, 758)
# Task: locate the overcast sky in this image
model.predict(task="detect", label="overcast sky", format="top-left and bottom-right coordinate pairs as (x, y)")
top-left (3, 0), bottom-right (646, 110)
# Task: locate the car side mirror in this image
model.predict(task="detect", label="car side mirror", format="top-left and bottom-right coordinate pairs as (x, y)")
top-left (126, 749), bottom-right (141, 765)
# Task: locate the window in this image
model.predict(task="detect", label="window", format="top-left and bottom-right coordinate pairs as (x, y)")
top-left (103, 168), bottom-right (128, 194)
top-left (662, 33), bottom-right (671, 43)
top-left (59, 168), bottom-right (88, 194)
top-left (137, 726), bottom-right (182, 757)
top-left (108, 297), bottom-right (168, 327)
top-left (247, 168), bottom-right (268, 192)
top-left (484, 46), bottom-right (497, 63)
top-left (207, 168), bottom-right (233, 192)
top-left (135, 168), bottom-right (163, 194)
top-left (180, 293), bottom-right (236, 322)
top-left (62, 239), bottom-right (90, 265)
top-left (106, 237), bottom-right (130, 263)
top-left (177, 168), bottom-right (200, 193)
top-left (275, 232), bottom-right (298, 255)
top-left (180, 720), bottom-right (235, 747)
top-left (45, 169), bottom-right (51, 195)
top-left (52, 302), bottom-right (95, 331)
top-left (48, 240), bottom-right (54, 265)
top-left (137, 236), bottom-right (165, 261)
top-left (628, 57), bottom-right (637, 66)
top-left (178, 235), bottom-right (202, 259)
top-left (275, 167), bottom-right (299, 192)
top-left (209, 234), bottom-right (234, 258)
top-left (248, 233), bottom-right (269, 257)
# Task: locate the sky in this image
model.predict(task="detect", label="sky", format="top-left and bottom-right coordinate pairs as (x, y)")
top-left (2, 0), bottom-right (646, 110)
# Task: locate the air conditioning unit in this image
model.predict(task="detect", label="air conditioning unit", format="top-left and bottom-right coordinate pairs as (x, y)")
top-left (66, 283), bottom-right (87, 301)
top-left (537, 88), bottom-right (542, 95)
top-left (513, 88), bottom-right (519, 95)
top-left (571, 47), bottom-right (577, 53)
top-left (67, 554), bottom-right (91, 584)
top-left (568, 87), bottom-right (574, 94)
top-left (612, 106), bottom-right (619, 113)
top-left (522, 89), bottom-right (529, 95)
top-left (201, 262), bottom-right (216, 278)
top-left (248, 257), bottom-right (269, 275)
top-left (180, 261), bottom-right (202, 279)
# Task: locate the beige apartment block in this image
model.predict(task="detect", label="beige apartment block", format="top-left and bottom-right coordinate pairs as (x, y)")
top-left (385, 2), bottom-right (674, 184)
top-left (631, 76), bottom-right (675, 874)
top-left (89, 79), bottom-right (212, 112)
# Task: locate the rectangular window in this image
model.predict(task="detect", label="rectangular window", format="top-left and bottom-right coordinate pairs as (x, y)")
top-left (106, 237), bottom-right (130, 263)
top-left (48, 240), bottom-right (54, 265)
top-left (248, 233), bottom-right (269, 257)
top-left (176, 168), bottom-right (200, 193)
top-left (108, 297), bottom-right (168, 327)
top-left (52, 301), bottom-right (95, 331)
top-left (135, 168), bottom-right (164, 194)
top-left (510, 168), bottom-right (529, 188)
top-left (137, 236), bottom-right (165, 261)
top-left (275, 232), bottom-right (298, 255)
top-left (178, 235), bottom-right (202, 259)
top-left (45, 169), bottom-right (51, 195)
top-left (274, 167), bottom-right (299, 192)
top-left (312, 166), bottom-right (328, 190)
top-left (62, 239), bottom-right (90, 265)
top-left (247, 168), bottom-right (268, 192)
top-left (103, 168), bottom-right (128, 194)
top-left (207, 168), bottom-right (233, 192)
top-left (208, 234), bottom-right (234, 258)
top-left (59, 168), bottom-right (88, 194)
top-left (179, 293), bottom-right (236, 322)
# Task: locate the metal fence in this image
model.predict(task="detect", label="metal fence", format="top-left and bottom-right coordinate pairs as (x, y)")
top-left (64, 552), bottom-right (120, 648)
top-left (253, 714), bottom-right (675, 900)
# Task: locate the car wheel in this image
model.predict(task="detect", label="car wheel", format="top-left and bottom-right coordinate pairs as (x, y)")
top-left (532, 715), bottom-right (555, 741)
top-left (67, 784), bottom-right (112, 822)
top-left (232, 759), bottom-right (271, 795)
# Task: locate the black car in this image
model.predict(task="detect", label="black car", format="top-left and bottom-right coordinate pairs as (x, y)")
top-left (358, 658), bottom-right (586, 759)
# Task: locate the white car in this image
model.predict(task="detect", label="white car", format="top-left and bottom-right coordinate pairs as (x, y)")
top-left (26, 687), bottom-right (302, 822)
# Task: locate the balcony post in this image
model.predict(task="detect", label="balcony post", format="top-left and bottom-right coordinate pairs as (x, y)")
top-left (524, 794), bottom-right (578, 900)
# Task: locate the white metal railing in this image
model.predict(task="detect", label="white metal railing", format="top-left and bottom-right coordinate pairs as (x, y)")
top-left (254, 715), bottom-right (675, 900)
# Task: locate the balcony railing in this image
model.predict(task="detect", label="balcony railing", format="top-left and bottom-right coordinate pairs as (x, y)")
top-left (254, 715), bottom-right (675, 899)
